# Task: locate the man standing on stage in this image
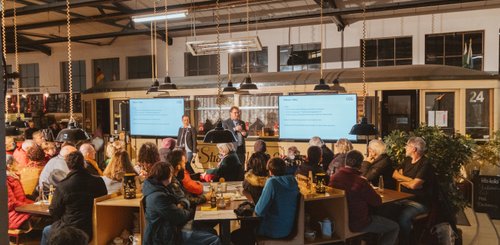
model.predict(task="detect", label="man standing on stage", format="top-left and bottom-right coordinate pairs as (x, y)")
top-left (222, 106), bottom-right (247, 164)
top-left (177, 115), bottom-right (198, 174)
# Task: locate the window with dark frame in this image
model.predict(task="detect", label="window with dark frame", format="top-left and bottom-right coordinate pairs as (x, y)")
top-left (278, 43), bottom-right (321, 72)
top-left (231, 47), bottom-right (268, 74)
top-left (361, 36), bottom-right (412, 67)
top-left (425, 31), bottom-right (483, 70)
top-left (92, 57), bottom-right (120, 84)
top-left (184, 53), bottom-right (218, 76)
top-left (61, 60), bottom-right (86, 92)
top-left (127, 55), bottom-right (153, 79)
top-left (19, 63), bottom-right (39, 90)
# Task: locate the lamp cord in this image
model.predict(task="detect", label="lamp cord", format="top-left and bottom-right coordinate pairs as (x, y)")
top-left (2, 0), bottom-right (8, 116)
top-left (320, 0), bottom-right (323, 80)
top-left (246, 0), bottom-right (249, 76)
top-left (153, 1), bottom-right (158, 80)
top-left (227, 6), bottom-right (232, 82)
top-left (150, 21), bottom-right (154, 82)
top-left (361, 2), bottom-right (367, 118)
top-left (216, 0), bottom-right (221, 119)
top-left (65, 0), bottom-right (73, 121)
top-left (164, 0), bottom-right (168, 77)
top-left (13, 0), bottom-right (20, 118)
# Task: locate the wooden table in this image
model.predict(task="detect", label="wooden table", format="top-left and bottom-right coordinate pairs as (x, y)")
top-left (15, 203), bottom-right (51, 216)
top-left (379, 189), bottom-right (414, 204)
top-left (196, 182), bottom-right (255, 245)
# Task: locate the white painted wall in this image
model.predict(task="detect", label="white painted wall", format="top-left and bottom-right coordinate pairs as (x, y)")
top-left (5, 8), bottom-right (500, 92)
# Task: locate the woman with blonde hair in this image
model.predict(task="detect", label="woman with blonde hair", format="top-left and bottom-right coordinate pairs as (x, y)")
top-left (360, 139), bottom-right (396, 190)
top-left (102, 150), bottom-right (138, 194)
top-left (202, 143), bottom-right (243, 182)
top-left (101, 140), bottom-right (126, 169)
top-left (327, 138), bottom-right (353, 176)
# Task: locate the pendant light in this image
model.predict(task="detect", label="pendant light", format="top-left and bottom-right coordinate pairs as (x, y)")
top-left (349, 2), bottom-right (378, 138)
top-left (55, 0), bottom-right (90, 143)
top-left (203, 0), bottom-right (236, 144)
top-left (7, 1), bottom-right (27, 128)
top-left (158, 0), bottom-right (178, 92)
top-left (314, 0), bottom-right (330, 91)
top-left (239, 0), bottom-right (258, 91)
top-left (223, 7), bottom-right (237, 94)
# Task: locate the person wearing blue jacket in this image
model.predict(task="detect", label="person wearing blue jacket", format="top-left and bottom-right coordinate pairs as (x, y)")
top-left (256, 157), bottom-right (300, 238)
top-left (231, 158), bottom-right (299, 244)
top-left (142, 161), bottom-right (220, 245)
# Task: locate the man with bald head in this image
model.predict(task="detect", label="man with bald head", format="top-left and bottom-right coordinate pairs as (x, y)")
top-left (38, 145), bottom-right (77, 197)
top-left (79, 143), bottom-right (102, 176)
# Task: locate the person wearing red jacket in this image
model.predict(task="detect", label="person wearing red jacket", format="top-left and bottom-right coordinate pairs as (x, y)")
top-left (330, 150), bottom-right (399, 245)
top-left (6, 155), bottom-right (34, 229)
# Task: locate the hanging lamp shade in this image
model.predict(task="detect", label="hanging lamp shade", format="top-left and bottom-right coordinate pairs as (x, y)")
top-left (239, 76), bottom-right (258, 91)
top-left (314, 78), bottom-right (330, 91)
top-left (223, 81), bottom-right (238, 93)
top-left (331, 78), bottom-right (347, 93)
top-left (158, 76), bottom-right (178, 91)
top-left (55, 121), bottom-right (91, 142)
top-left (10, 117), bottom-right (28, 128)
top-left (203, 121), bottom-right (237, 143)
top-left (146, 79), bottom-right (160, 94)
top-left (349, 117), bottom-right (378, 136)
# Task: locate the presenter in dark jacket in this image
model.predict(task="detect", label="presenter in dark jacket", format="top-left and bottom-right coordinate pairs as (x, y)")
top-left (222, 106), bottom-right (247, 164)
top-left (360, 139), bottom-right (396, 190)
top-left (41, 151), bottom-right (107, 245)
top-left (177, 115), bottom-right (198, 173)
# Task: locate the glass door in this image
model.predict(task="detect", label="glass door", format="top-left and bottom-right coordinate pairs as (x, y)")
top-left (381, 90), bottom-right (418, 137)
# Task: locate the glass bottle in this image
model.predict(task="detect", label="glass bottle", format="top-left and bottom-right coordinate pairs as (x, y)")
top-left (48, 185), bottom-right (55, 204)
top-left (210, 187), bottom-right (217, 208)
top-left (378, 175), bottom-right (384, 193)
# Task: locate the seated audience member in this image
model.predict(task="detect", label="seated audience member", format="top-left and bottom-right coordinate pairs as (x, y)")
top-left (102, 150), bottom-right (138, 194)
top-left (296, 146), bottom-right (324, 177)
top-left (6, 155), bottom-right (35, 230)
top-left (20, 145), bottom-right (47, 197)
top-left (203, 143), bottom-right (244, 181)
top-left (360, 139), bottom-right (396, 190)
top-left (309, 136), bottom-right (334, 172)
top-left (283, 146), bottom-right (304, 175)
top-left (13, 140), bottom-right (34, 168)
top-left (159, 138), bottom-right (176, 162)
top-left (41, 151), bottom-right (107, 245)
top-left (79, 143), bottom-right (102, 176)
top-left (26, 144), bottom-right (47, 168)
top-left (102, 140), bottom-right (126, 170)
top-left (168, 149), bottom-right (203, 196)
top-left (38, 145), bottom-right (77, 197)
top-left (6, 136), bottom-right (16, 156)
top-left (327, 138), bottom-right (353, 176)
top-left (48, 226), bottom-right (88, 245)
top-left (24, 120), bottom-right (39, 140)
top-left (392, 137), bottom-right (433, 245)
top-left (232, 158), bottom-right (299, 245)
top-left (135, 142), bottom-right (160, 179)
top-left (331, 150), bottom-right (399, 245)
top-left (32, 131), bottom-right (46, 146)
top-left (142, 161), bottom-right (220, 245)
top-left (41, 142), bottom-right (57, 162)
top-left (243, 152), bottom-right (269, 203)
top-left (253, 140), bottom-right (270, 163)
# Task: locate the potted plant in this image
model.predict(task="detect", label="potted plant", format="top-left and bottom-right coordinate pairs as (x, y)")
top-left (384, 125), bottom-right (475, 213)
top-left (469, 130), bottom-right (500, 175)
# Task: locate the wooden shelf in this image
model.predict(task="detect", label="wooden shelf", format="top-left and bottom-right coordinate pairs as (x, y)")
top-left (304, 234), bottom-right (342, 244)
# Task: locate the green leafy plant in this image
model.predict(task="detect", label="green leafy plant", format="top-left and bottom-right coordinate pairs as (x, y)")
top-left (471, 130), bottom-right (500, 168)
top-left (384, 125), bottom-right (475, 212)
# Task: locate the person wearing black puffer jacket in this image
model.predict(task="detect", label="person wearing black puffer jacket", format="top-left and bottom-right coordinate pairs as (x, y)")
top-left (41, 151), bottom-right (107, 245)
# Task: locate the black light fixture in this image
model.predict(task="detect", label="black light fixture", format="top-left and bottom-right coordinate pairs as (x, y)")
top-left (56, 0), bottom-right (90, 143)
top-left (349, 2), bottom-right (378, 148)
top-left (55, 121), bottom-right (91, 142)
top-left (331, 78), bottom-right (347, 93)
top-left (146, 79), bottom-right (159, 94)
top-left (223, 80), bottom-right (238, 93)
top-left (203, 0), bottom-right (236, 144)
top-left (10, 117), bottom-right (27, 128)
top-left (239, 76), bottom-right (258, 91)
top-left (158, 76), bottom-right (177, 91)
top-left (314, 78), bottom-right (330, 91)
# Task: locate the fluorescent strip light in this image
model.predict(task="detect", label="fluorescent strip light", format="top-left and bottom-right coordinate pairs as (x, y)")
top-left (186, 36), bottom-right (262, 56)
top-left (132, 10), bottom-right (188, 23)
